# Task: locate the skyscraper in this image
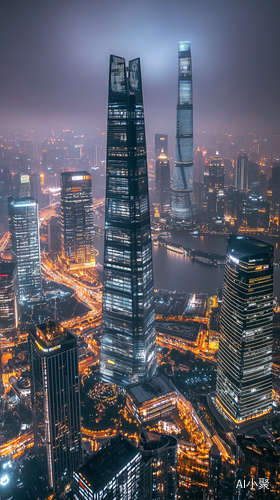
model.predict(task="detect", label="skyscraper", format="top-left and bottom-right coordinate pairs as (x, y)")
top-left (155, 150), bottom-right (171, 213)
top-left (204, 155), bottom-right (225, 224)
top-left (100, 55), bottom-right (157, 385)
top-left (8, 197), bottom-right (41, 302)
top-left (73, 434), bottom-right (141, 500)
top-left (29, 320), bottom-right (82, 494)
top-left (139, 430), bottom-right (178, 500)
top-left (155, 134), bottom-right (168, 162)
top-left (172, 41), bottom-right (193, 221)
top-left (216, 236), bottom-right (273, 424)
top-left (60, 171), bottom-right (95, 270)
top-left (235, 151), bottom-right (249, 190)
top-left (0, 256), bottom-right (18, 336)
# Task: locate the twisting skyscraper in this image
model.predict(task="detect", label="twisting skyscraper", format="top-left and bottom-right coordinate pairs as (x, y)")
top-left (216, 236), bottom-right (273, 424)
top-left (100, 55), bottom-right (157, 385)
top-left (172, 41), bottom-right (193, 221)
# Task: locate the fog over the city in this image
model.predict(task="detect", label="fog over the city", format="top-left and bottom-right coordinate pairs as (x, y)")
top-left (0, 0), bottom-right (280, 140)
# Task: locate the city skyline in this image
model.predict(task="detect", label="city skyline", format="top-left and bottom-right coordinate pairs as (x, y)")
top-left (0, 3), bottom-right (280, 496)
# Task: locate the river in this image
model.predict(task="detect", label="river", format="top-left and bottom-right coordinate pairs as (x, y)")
top-left (93, 214), bottom-right (280, 297)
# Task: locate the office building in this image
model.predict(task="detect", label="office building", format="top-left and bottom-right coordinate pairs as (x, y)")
top-left (235, 151), bottom-right (249, 190)
top-left (139, 430), bottom-right (177, 500)
top-left (0, 256), bottom-right (18, 336)
top-left (208, 444), bottom-right (221, 500)
top-left (155, 134), bottom-right (168, 161)
top-left (29, 320), bottom-right (82, 494)
top-left (100, 55), bottom-right (157, 384)
top-left (155, 150), bottom-right (171, 212)
top-left (19, 173), bottom-right (31, 198)
top-left (204, 155), bottom-right (225, 224)
top-left (235, 434), bottom-right (280, 499)
top-left (126, 375), bottom-right (177, 423)
top-left (172, 41), bottom-right (193, 221)
top-left (73, 434), bottom-right (141, 500)
top-left (216, 236), bottom-right (273, 424)
top-left (8, 197), bottom-right (41, 302)
top-left (242, 194), bottom-right (270, 230)
top-left (60, 171), bottom-right (95, 270)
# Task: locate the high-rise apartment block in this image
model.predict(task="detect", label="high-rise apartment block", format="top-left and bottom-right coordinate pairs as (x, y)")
top-left (100, 55), bottom-right (157, 385)
top-left (29, 320), bottom-right (82, 494)
top-left (172, 42), bottom-right (193, 221)
top-left (216, 236), bottom-right (273, 423)
top-left (155, 150), bottom-right (171, 213)
top-left (8, 197), bottom-right (41, 302)
top-left (60, 171), bottom-right (95, 270)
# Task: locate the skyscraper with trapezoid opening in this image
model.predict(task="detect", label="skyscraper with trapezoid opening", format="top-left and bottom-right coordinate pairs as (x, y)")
top-left (172, 41), bottom-right (193, 222)
top-left (100, 55), bottom-right (157, 385)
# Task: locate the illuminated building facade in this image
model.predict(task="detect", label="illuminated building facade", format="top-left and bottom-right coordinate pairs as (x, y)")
top-left (155, 134), bottom-right (168, 161)
top-left (204, 155), bottom-right (225, 224)
top-left (140, 430), bottom-right (178, 500)
top-left (8, 197), bottom-right (41, 302)
top-left (172, 41), bottom-right (193, 221)
top-left (235, 434), bottom-right (280, 499)
top-left (29, 320), bottom-right (82, 494)
top-left (61, 171), bottom-right (95, 270)
top-left (208, 444), bottom-right (221, 500)
top-left (100, 55), bottom-right (157, 384)
top-left (73, 434), bottom-right (141, 500)
top-left (155, 151), bottom-right (171, 213)
top-left (216, 236), bottom-right (273, 423)
top-left (126, 375), bottom-right (177, 423)
top-left (235, 152), bottom-right (249, 191)
top-left (0, 258), bottom-right (18, 336)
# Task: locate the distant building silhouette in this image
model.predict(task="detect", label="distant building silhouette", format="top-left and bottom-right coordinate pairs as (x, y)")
top-left (60, 171), bottom-right (95, 270)
top-left (155, 150), bottom-right (171, 213)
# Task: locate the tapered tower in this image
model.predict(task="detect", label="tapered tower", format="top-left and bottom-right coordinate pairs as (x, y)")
top-left (172, 41), bottom-right (193, 221)
top-left (100, 56), bottom-right (157, 385)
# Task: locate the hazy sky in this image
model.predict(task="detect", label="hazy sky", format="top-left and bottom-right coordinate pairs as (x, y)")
top-left (0, 0), bottom-right (280, 139)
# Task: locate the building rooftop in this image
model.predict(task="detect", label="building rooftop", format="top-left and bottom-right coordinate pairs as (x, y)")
top-left (210, 443), bottom-right (221, 458)
top-left (76, 434), bottom-right (139, 492)
top-left (227, 235), bottom-right (273, 261)
top-left (127, 375), bottom-right (176, 404)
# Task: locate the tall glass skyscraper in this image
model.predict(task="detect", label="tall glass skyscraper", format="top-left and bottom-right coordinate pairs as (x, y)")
top-left (100, 55), bottom-right (157, 385)
top-left (216, 236), bottom-right (273, 424)
top-left (8, 197), bottom-right (41, 302)
top-left (61, 171), bottom-right (95, 270)
top-left (172, 41), bottom-right (193, 221)
top-left (0, 257), bottom-right (18, 336)
top-left (29, 320), bottom-right (82, 494)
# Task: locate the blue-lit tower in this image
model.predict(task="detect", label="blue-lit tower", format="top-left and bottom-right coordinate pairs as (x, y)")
top-left (8, 197), bottom-right (41, 303)
top-left (100, 55), bottom-right (157, 385)
top-left (172, 41), bottom-right (193, 221)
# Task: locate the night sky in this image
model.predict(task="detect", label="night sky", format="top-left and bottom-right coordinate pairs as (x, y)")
top-left (0, 0), bottom-right (280, 138)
